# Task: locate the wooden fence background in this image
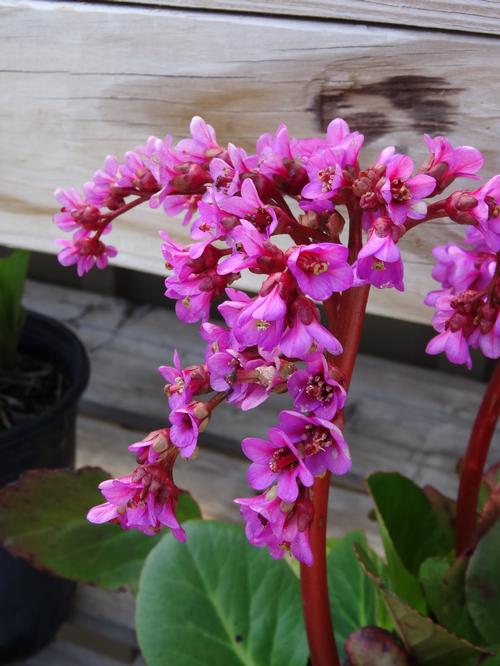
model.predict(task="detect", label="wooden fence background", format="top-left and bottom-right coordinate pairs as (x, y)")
top-left (1, 0), bottom-right (499, 323)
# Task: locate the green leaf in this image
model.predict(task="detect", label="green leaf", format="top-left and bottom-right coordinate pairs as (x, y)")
top-left (136, 521), bottom-right (308, 666)
top-left (0, 249), bottom-right (29, 372)
top-left (0, 467), bottom-right (201, 591)
top-left (423, 485), bottom-right (455, 552)
top-left (367, 473), bottom-right (454, 613)
top-left (355, 544), bottom-right (489, 666)
top-left (368, 473), bottom-right (450, 576)
top-left (419, 556), bottom-right (484, 645)
top-left (466, 520), bottom-right (500, 646)
top-left (327, 530), bottom-right (393, 660)
top-left (344, 626), bottom-right (411, 665)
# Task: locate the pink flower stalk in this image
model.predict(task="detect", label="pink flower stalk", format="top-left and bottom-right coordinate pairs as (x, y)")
top-left (242, 427), bottom-right (314, 502)
top-left (87, 430), bottom-right (186, 540)
top-left (354, 217), bottom-right (404, 291)
top-left (55, 236), bottom-right (117, 277)
top-left (288, 353), bottom-right (346, 419)
top-left (420, 134), bottom-right (484, 194)
top-left (287, 242), bottom-right (353, 300)
top-left (278, 410), bottom-right (351, 477)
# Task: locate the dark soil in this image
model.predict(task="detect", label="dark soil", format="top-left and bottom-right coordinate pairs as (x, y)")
top-left (0, 354), bottom-right (66, 430)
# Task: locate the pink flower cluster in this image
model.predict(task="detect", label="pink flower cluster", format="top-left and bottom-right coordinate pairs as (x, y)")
top-left (426, 227), bottom-right (499, 368)
top-left (57, 117), bottom-right (498, 564)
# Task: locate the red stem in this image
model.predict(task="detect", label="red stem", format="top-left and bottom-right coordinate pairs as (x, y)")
top-left (94, 195), bottom-right (149, 240)
top-left (300, 199), bottom-right (369, 666)
top-left (456, 360), bottom-right (500, 556)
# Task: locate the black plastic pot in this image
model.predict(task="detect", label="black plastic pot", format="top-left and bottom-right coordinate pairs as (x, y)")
top-left (0, 311), bottom-right (90, 663)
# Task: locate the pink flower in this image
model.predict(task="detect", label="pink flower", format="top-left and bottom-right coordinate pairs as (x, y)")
top-left (379, 154), bottom-right (435, 225)
top-left (56, 236), bottom-right (117, 277)
top-left (242, 427), bottom-right (314, 502)
top-left (230, 279), bottom-right (288, 352)
top-left (220, 179), bottom-right (279, 236)
top-left (159, 350), bottom-right (210, 409)
top-left (176, 116), bottom-right (221, 162)
top-left (53, 188), bottom-right (102, 234)
top-left (235, 486), bottom-right (314, 565)
top-left (210, 143), bottom-right (258, 195)
top-left (301, 148), bottom-right (344, 202)
top-left (169, 403), bottom-right (208, 458)
top-left (281, 297), bottom-right (342, 360)
top-left (256, 124), bottom-right (308, 196)
top-left (288, 353), bottom-right (346, 419)
top-left (420, 135), bottom-right (483, 193)
top-left (426, 328), bottom-right (472, 369)
top-left (469, 176), bottom-right (500, 252)
top-left (326, 118), bottom-right (364, 166)
top-left (355, 218), bottom-right (404, 291)
top-left (278, 410), bottom-right (351, 477)
top-left (207, 349), bottom-right (280, 410)
top-left (87, 434), bottom-right (186, 541)
top-left (287, 242), bottom-right (353, 300)
top-left (218, 219), bottom-right (285, 276)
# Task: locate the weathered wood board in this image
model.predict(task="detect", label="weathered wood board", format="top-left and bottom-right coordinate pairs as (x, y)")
top-left (2, 1), bottom-right (500, 323)
top-left (107, 0), bottom-right (500, 36)
top-left (24, 280), bottom-right (500, 500)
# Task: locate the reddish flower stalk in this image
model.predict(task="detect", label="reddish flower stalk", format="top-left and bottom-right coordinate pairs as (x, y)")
top-left (456, 360), bottom-right (500, 556)
top-left (300, 200), bottom-right (370, 666)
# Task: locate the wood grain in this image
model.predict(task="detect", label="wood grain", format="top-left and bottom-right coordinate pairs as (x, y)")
top-left (2, 1), bottom-right (500, 323)
top-left (106, 0), bottom-right (500, 37)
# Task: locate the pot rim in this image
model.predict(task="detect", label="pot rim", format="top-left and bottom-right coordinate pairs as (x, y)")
top-left (0, 310), bottom-right (90, 441)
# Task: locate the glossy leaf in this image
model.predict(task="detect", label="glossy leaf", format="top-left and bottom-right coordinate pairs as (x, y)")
top-left (0, 467), bottom-right (201, 591)
top-left (136, 521), bottom-right (308, 666)
top-left (327, 530), bottom-right (393, 660)
top-left (466, 520), bottom-right (500, 646)
top-left (355, 543), bottom-right (489, 666)
top-left (419, 556), bottom-right (484, 645)
top-left (368, 473), bottom-right (449, 575)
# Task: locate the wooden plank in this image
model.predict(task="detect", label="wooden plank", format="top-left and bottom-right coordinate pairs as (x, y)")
top-left (2, 3), bottom-right (500, 323)
top-left (24, 279), bottom-right (500, 501)
top-left (106, 0), bottom-right (500, 37)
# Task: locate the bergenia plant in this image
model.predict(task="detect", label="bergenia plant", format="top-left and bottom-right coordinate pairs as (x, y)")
top-left (1, 118), bottom-right (498, 665)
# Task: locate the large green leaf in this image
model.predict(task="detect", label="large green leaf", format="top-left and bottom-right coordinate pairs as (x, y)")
top-left (0, 249), bottom-right (29, 372)
top-left (355, 544), bottom-right (489, 666)
top-left (0, 467), bottom-right (201, 591)
top-left (466, 520), bottom-right (500, 646)
top-left (136, 520), bottom-right (308, 666)
top-left (327, 530), bottom-right (393, 660)
top-left (419, 556), bottom-right (484, 645)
